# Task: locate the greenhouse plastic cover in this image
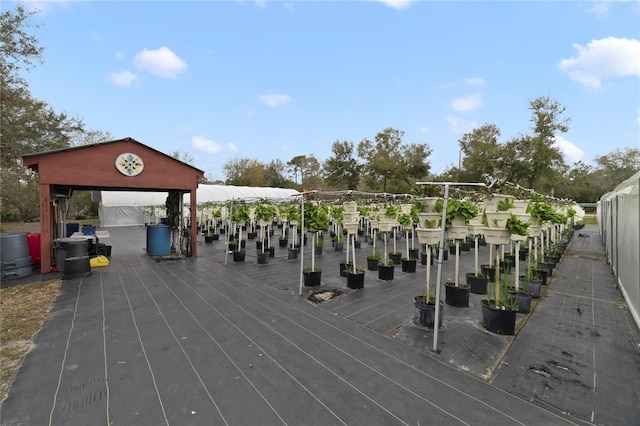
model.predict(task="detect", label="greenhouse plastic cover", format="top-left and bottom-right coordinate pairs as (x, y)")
top-left (98, 184), bottom-right (299, 226)
top-left (598, 170), bottom-right (639, 329)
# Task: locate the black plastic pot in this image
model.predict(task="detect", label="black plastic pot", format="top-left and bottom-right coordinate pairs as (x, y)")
top-left (233, 251), bottom-right (246, 262)
top-left (420, 252), bottom-right (434, 266)
top-left (389, 252), bottom-right (402, 265)
top-left (401, 258), bottom-right (417, 273)
top-left (367, 257), bottom-right (379, 271)
top-left (339, 262), bottom-right (352, 277)
top-left (508, 290), bottom-right (532, 314)
top-left (445, 283), bottom-right (470, 307)
top-left (413, 297), bottom-right (444, 329)
top-left (409, 248), bottom-right (420, 259)
top-left (257, 252), bottom-right (269, 264)
top-left (303, 270), bottom-right (321, 287)
top-left (288, 248), bottom-right (299, 260)
top-left (481, 300), bottom-right (517, 335)
top-left (279, 238), bottom-right (288, 247)
top-left (346, 270), bottom-right (365, 289)
top-left (466, 273), bottom-right (488, 294)
top-left (378, 264), bottom-right (395, 281)
top-left (522, 279), bottom-right (542, 298)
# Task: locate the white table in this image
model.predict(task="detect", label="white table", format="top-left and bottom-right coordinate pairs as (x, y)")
top-left (70, 231), bottom-right (110, 239)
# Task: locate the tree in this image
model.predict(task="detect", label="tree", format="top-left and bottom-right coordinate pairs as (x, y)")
top-left (0, 5), bottom-right (43, 90)
top-left (286, 154), bottom-right (323, 189)
top-left (458, 124), bottom-right (503, 182)
top-left (263, 159), bottom-right (293, 188)
top-left (593, 147), bottom-right (640, 193)
top-left (401, 142), bottom-right (432, 188)
top-left (557, 161), bottom-right (597, 202)
top-left (1, 6), bottom-right (85, 219)
top-left (71, 129), bottom-right (113, 147)
top-left (323, 140), bottom-right (361, 190)
top-left (222, 157), bottom-right (266, 186)
top-left (517, 95), bottom-right (569, 190)
top-left (170, 150), bottom-right (196, 166)
top-left (287, 155), bottom-right (306, 185)
top-left (357, 127), bottom-right (431, 193)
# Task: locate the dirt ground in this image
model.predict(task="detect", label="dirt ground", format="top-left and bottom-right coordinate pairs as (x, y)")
top-left (0, 221), bottom-right (62, 404)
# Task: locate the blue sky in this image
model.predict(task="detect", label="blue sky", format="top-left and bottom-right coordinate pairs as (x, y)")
top-left (16, 0), bottom-right (640, 181)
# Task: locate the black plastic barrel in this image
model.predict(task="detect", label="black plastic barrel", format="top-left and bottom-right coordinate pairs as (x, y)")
top-left (55, 238), bottom-right (89, 272)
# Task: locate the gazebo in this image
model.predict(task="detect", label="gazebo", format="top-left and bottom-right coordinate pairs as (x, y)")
top-left (22, 137), bottom-right (205, 272)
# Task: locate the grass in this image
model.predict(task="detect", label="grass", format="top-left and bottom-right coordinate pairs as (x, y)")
top-left (0, 220), bottom-right (65, 404)
top-left (0, 280), bottom-right (61, 404)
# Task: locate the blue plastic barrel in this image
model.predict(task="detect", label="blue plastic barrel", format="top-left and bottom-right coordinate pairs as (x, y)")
top-left (147, 225), bottom-right (170, 256)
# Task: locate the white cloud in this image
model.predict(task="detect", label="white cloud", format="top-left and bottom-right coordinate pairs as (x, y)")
top-left (554, 135), bottom-right (585, 164)
top-left (192, 136), bottom-right (222, 154)
top-left (376, 0), bottom-right (415, 9)
top-left (445, 116), bottom-right (477, 134)
top-left (463, 77), bottom-right (486, 87)
top-left (227, 142), bottom-right (238, 152)
top-left (115, 51), bottom-right (125, 60)
top-left (557, 37), bottom-right (640, 89)
top-left (584, 1), bottom-right (610, 17)
top-left (258, 93), bottom-right (291, 106)
top-left (450, 94), bottom-right (483, 112)
top-left (133, 47), bottom-right (187, 79)
top-left (109, 71), bottom-right (138, 87)
top-left (418, 126), bottom-right (430, 135)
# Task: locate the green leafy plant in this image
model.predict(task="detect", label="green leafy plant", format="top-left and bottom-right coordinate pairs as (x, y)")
top-left (304, 202), bottom-right (330, 272)
top-left (384, 204), bottom-right (399, 219)
top-left (527, 201), bottom-right (554, 224)
top-left (424, 218), bottom-right (438, 228)
top-left (506, 214), bottom-right (530, 236)
top-left (457, 200), bottom-right (479, 222)
top-left (435, 198), bottom-right (478, 226)
top-left (497, 198), bottom-right (515, 211)
top-left (254, 201), bottom-right (278, 223)
top-left (330, 205), bottom-right (344, 225)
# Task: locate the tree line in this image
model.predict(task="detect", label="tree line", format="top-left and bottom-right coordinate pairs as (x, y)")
top-left (1, 5), bottom-right (637, 222)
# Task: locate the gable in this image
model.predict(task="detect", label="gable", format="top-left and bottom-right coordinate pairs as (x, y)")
top-left (23, 137), bottom-right (204, 191)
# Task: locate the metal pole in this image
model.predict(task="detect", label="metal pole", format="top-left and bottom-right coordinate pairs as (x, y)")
top-left (224, 200), bottom-right (233, 266)
top-left (432, 184), bottom-right (449, 352)
top-left (298, 194), bottom-right (305, 296)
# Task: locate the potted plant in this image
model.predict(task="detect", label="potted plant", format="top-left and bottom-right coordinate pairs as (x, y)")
top-left (343, 214), bottom-right (365, 289)
top-left (384, 204), bottom-right (402, 265)
top-left (377, 207), bottom-right (396, 281)
top-left (330, 205), bottom-right (345, 253)
top-left (303, 201), bottom-right (329, 287)
top-left (507, 212), bottom-right (531, 293)
top-left (277, 205), bottom-right (289, 247)
top-left (414, 221), bottom-right (445, 328)
top-left (480, 212), bottom-right (523, 334)
top-left (481, 266), bottom-right (519, 334)
top-left (284, 203), bottom-right (302, 259)
top-left (397, 212), bottom-right (417, 273)
top-left (254, 200), bottom-right (278, 264)
top-left (229, 201), bottom-right (250, 261)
